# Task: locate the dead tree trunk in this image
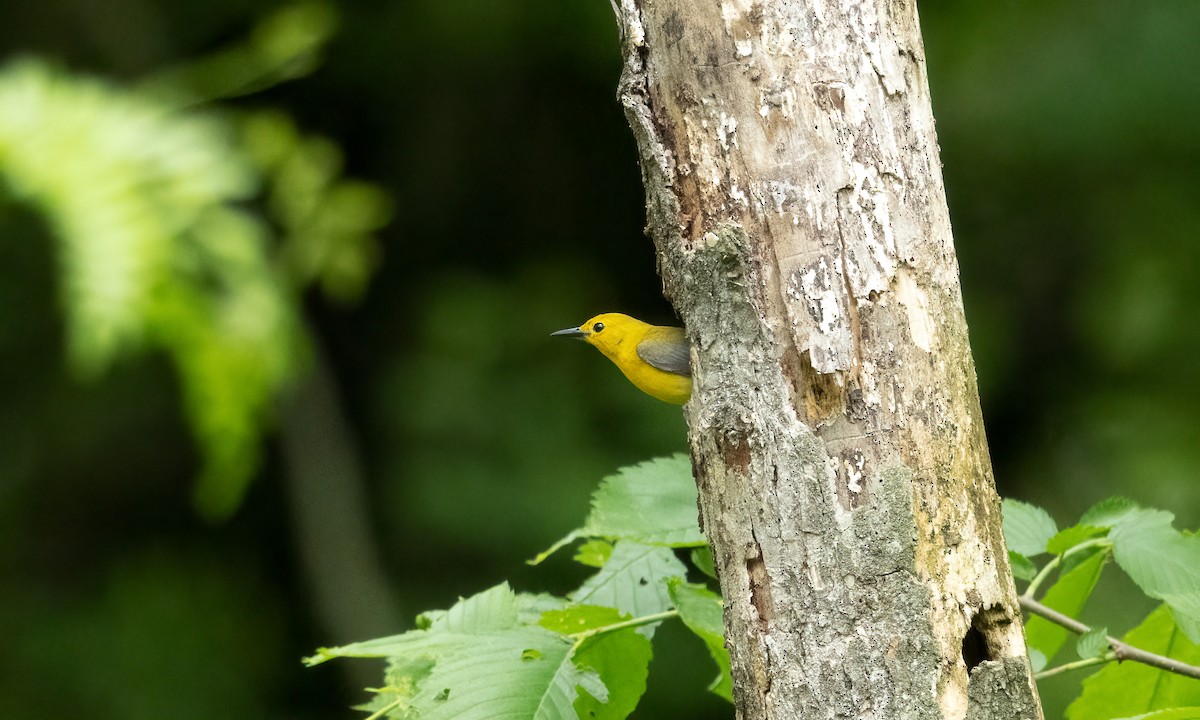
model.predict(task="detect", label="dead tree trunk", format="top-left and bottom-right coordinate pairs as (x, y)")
top-left (613, 1), bottom-right (1042, 718)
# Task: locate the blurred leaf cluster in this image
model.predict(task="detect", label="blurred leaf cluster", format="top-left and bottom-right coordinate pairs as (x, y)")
top-left (0, 2), bottom-right (388, 518)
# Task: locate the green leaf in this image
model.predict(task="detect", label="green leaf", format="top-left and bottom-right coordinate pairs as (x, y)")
top-left (535, 455), bottom-right (703, 563)
top-left (1081, 497), bottom-right (1141, 528)
top-left (1003, 499), bottom-right (1059, 556)
top-left (691, 547), bottom-right (717, 579)
top-left (1061, 544), bottom-right (1108, 576)
top-left (1076, 626), bottom-right (1110, 659)
top-left (529, 531), bottom-right (582, 566)
top-left (572, 541), bottom-right (685, 638)
top-left (667, 579), bottom-right (733, 701)
top-left (307, 584), bottom-right (605, 720)
top-left (1067, 605), bottom-right (1200, 719)
top-left (1028, 648), bottom-right (1047, 673)
top-left (1009, 551), bottom-right (1038, 581)
top-left (1024, 550), bottom-right (1108, 662)
top-left (518, 593), bottom-right (570, 625)
top-left (537, 605), bottom-right (652, 719)
top-left (1109, 509), bottom-right (1200, 642)
top-left (573, 622), bottom-right (653, 720)
top-left (1112, 709), bottom-right (1200, 720)
top-left (579, 455), bottom-right (701, 546)
top-left (1161, 594), bottom-right (1200, 643)
top-left (574, 540), bottom-right (613, 569)
top-left (1047, 525), bottom-right (1109, 555)
top-left (538, 605), bottom-right (629, 635)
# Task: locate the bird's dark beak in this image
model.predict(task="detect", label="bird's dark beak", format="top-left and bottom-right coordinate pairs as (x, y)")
top-left (551, 326), bottom-right (586, 339)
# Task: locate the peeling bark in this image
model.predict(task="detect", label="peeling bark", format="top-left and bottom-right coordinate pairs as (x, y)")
top-left (612, 0), bottom-right (1042, 717)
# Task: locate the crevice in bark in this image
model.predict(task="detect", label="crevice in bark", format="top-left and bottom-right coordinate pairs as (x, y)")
top-left (782, 345), bottom-right (845, 425)
top-left (746, 538), bottom-right (773, 633)
top-left (835, 221), bottom-right (865, 380)
top-left (719, 429), bottom-right (752, 475)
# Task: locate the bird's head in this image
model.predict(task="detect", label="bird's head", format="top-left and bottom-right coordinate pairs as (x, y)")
top-left (551, 312), bottom-right (643, 355)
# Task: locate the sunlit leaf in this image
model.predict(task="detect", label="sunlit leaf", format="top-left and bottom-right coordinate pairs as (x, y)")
top-left (581, 454), bottom-right (702, 546)
top-left (1047, 525), bottom-right (1108, 556)
top-left (1076, 626), bottom-right (1109, 660)
top-left (549, 606), bottom-right (653, 720)
top-left (1003, 499), bottom-right (1058, 556)
top-left (1024, 550), bottom-right (1108, 662)
top-left (308, 584), bottom-right (605, 720)
top-left (667, 579), bottom-right (732, 701)
top-left (1080, 497), bottom-right (1140, 529)
top-left (538, 605), bottom-right (628, 636)
top-left (1009, 551), bottom-right (1038, 581)
top-left (1066, 605), bottom-right (1200, 719)
top-left (1111, 709), bottom-right (1200, 720)
top-left (572, 541), bottom-right (685, 638)
top-left (691, 547), bottom-right (717, 579)
top-left (574, 540), bottom-right (613, 569)
top-left (1109, 509), bottom-right (1200, 642)
top-left (533, 455), bottom-right (703, 563)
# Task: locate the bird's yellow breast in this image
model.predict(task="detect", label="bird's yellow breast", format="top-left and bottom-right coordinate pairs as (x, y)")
top-left (602, 334), bottom-right (692, 404)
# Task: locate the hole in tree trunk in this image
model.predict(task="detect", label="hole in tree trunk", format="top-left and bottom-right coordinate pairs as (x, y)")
top-left (962, 613), bottom-right (994, 673)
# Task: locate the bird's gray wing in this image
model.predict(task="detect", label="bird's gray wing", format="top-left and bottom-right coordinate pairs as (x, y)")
top-left (636, 333), bottom-right (692, 377)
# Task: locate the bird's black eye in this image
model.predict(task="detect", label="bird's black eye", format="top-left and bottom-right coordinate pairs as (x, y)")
top-left (592, 322), bottom-right (605, 333)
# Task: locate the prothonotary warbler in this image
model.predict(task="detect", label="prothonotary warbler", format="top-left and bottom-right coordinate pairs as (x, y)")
top-left (552, 313), bottom-right (692, 404)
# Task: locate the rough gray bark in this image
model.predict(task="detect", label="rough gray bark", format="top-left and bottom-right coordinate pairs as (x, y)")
top-left (612, 1), bottom-right (1042, 718)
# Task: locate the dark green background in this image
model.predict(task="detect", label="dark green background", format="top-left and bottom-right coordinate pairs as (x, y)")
top-left (2, 1), bottom-right (1198, 717)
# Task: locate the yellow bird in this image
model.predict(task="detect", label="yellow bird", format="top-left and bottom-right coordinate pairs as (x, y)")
top-left (552, 313), bottom-right (692, 404)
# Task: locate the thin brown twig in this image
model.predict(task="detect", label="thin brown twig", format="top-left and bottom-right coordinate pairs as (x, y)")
top-left (1019, 596), bottom-right (1200, 681)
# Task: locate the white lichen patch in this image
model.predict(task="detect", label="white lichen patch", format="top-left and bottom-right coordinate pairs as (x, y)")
top-left (761, 179), bottom-right (804, 216)
top-left (682, 113), bottom-right (726, 190)
top-left (761, 18), bottom-right (800, 57)
top-left (843, 450), bottom-right (865, 493)
top-left (859, 360), bottom-right (881, 408)
top-left (720, 0), bottom-right (753, 27)
top-left (717, 112), bottom-right (739, 150)
top-left (730, 183), bottom-right (748, 206)
top-left (789, 258), bottom-right (853, 373)
top-left (838, 161), bottom-right (900, 299)
top-left (619, 0), bottom-right (645, 47)
top-left (721, 0), bottom-right (757, 58)
top-left (759, 86), bottom-right (797, 118)
top-left (845, 0), bottom-right (904, 96)
top-left (799, 260), bottom-right (842, 335)
top-left (820, 80), bottom-right (867, 126)
top-left (895, 267), bottom-right (936, 352)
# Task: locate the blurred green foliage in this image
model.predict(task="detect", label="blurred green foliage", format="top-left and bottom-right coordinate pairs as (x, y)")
top-left (0, 0), bottom-right (1196, 718)
top-left (0, 55), bottom-right (305, 517)
top-left (0, 4), bottom-right (388, 519)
